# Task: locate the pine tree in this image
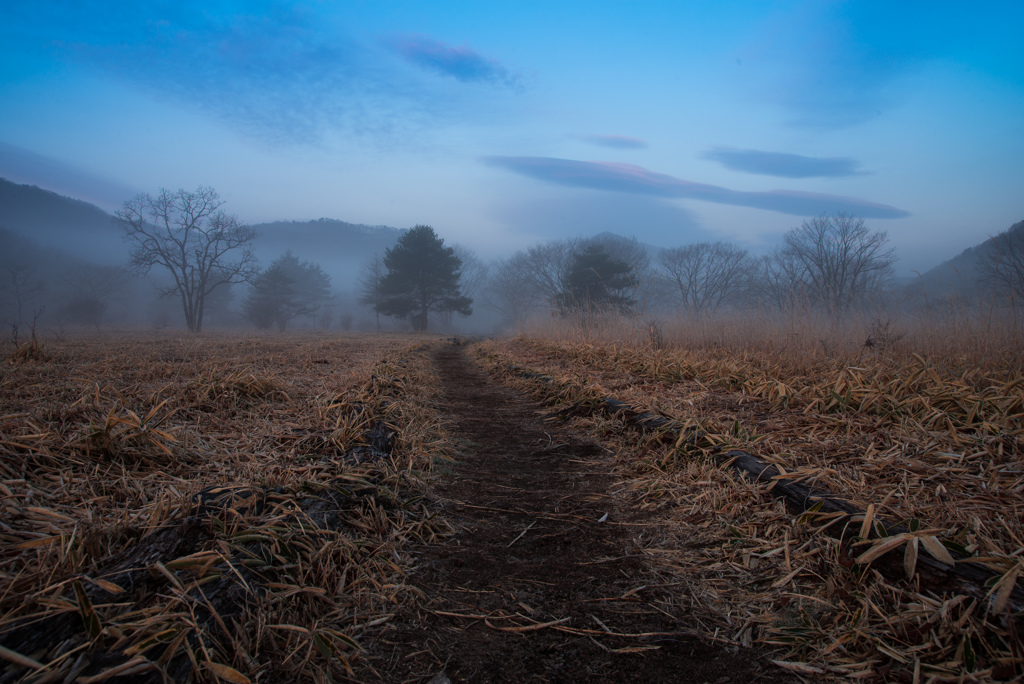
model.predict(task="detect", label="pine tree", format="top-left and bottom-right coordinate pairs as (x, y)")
top-left (377, 225), bottom-right (472, 331)
top-left (558, 244), bottom-right (637, 313)
top-left (243, 251), bottom-right (331, 330)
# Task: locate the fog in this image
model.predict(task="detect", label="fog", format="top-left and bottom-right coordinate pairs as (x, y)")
top-left (1, 3), bottom-right (1022, 336)
top-left (1, 176), bottom-right (1021, 338)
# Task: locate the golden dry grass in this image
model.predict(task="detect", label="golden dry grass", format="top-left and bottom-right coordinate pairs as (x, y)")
top-left (474, 320), bottom-right (1024, 682)
top-left (0, 331), bottom-right (450, 682)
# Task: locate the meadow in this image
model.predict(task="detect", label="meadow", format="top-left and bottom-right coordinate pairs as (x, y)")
top-left (1, 315), bottom-right (1021, 682)
top-left (477, 310), bottom-right (1023, 681)
top-left (0, 332), bottom-right (449, 682)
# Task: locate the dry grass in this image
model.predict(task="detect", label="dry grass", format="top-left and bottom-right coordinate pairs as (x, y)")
top-left (0, 331), bottom-right (450, 682)
top-left (521, 306), bottom-right (1023, 372)
top-left (474, 317), bottom-right (1024, 682)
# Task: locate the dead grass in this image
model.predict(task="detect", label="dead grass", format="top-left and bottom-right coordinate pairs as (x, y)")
top-left (474, 324), bottom-right (1024, 682)
top-left (0, 331), bottom-right (451, 682)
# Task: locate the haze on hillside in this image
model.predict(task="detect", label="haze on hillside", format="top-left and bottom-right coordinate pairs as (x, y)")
top-left (0, 2), bottom-right (1022, 334)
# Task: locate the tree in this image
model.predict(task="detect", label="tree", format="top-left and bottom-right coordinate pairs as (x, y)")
top-left (436, 245), bottom-right (489, 327)
top-left (590, 234), bottom-right (651, 282)
top-left (520, 239), bottom-right (580, 309)
top-left (483, 252), bottom-right (540, 328)
top-left (0, 229), bottom-right (47, 327)
top-left (978, 220), bottom-right (1024, 307)
top-left (377, 225), bottom-right (472, 331)
top-left (358, 254), bottom-right (386, 331)
top-left (242, 252), bottom-right (332, 330)
top-left (59, 263), bottom-right (130, 329)
top-left (115, 186), bottom-right (258, 332)
top-left (767, 213), bottom-right (896, 315)
top-left (558, 243), bottom-right (637, 313)
top-left (658, 242), bottom-right (753, 315)
top-left (452, 245), bottom-right (489, 302)
top-left (484, 237), bottom-right (650, 324)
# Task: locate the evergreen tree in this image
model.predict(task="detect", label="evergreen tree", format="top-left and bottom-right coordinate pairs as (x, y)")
top-left (558, 244), bottom-right (637, 313)
top-left (243, 251), bottom-right (331, 330)
top-left (377, 225), bottom-right (472, 331)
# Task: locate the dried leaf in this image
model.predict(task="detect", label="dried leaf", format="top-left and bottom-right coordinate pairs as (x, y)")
top-left (855, 534), bottom-right (910, 565)
top-left (919, 535), bottom-right (955, 565)
top-left (205, 661), bottom-right (251, 684)
top-left (904, 535), bottom-right (919, 578)
top-left (989, 564), bottom-right (1022, 615)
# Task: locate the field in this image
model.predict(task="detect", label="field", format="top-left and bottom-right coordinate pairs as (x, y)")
top-left (0, 333), bottom-right (449, 682)
top-left (1, 324), bottom-right (1022, 682)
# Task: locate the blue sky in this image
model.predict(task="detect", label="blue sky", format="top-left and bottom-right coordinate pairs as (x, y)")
top-left (1, 1), bottom-right (1022, 274)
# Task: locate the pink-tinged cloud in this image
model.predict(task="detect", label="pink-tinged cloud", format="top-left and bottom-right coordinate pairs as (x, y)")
top-left (482, 156), bottom-right (909, 219)
top-left (388, 34), bottom-right (520, 88)
top-left (579, 134), bottom-right (648, 149)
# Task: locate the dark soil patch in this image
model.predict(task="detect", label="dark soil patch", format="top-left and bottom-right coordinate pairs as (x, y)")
top-left (356, 346), bottom-right (794, 683)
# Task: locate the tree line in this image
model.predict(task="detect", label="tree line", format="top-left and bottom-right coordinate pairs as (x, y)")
top-left (481, 214), bottom-right (901, 326)
top-left (5, 184), bottom-right (1022, 334)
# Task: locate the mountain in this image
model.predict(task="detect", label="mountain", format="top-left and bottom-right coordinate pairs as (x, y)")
top-left (906, 219), bottom-right (1024, 300)
top-left (251, 219), bottom-right (405, 291)
top-left (0, 178), bottom-right (126, 264)
top-left (0, 178), bottom-right (406, 292)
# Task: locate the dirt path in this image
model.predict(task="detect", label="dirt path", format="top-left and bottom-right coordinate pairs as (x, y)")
top-left (357, 346), bottom-right (792, 683)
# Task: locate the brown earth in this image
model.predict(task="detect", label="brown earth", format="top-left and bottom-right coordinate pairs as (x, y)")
top-left (355, 345), bottom-right (796, 683)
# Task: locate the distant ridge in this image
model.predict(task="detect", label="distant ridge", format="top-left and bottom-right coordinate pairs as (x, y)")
top-left (0, 178), bottom-right (408, 288)
top-left (908, 219), bottom-right (1024, 299)
top-left (0, 178), bottom-right (125, 264)
top-left (251, 219), bottom-right (406, 289)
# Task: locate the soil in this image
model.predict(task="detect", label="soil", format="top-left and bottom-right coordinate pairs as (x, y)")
top-left (355, 345), bottom-right (796, 683)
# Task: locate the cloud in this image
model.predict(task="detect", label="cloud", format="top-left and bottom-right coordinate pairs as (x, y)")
top-left (483, 156), bottom-right (909, 219)
top-left (9, 4), bottom-right (516, 144)
top-left (578, 135), bottom-right (648, 150)
top-left (54, 6), bottom-right (394, 143)
top-left (702, 147), bottom-right (865, 178)
top-left (387, 34), bottom-right (520, 88)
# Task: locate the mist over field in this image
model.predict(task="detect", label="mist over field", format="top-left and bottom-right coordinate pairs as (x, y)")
top-left (0, 1), bottom-right (1021, 338)
top-left (0, 175), bottom-right (1021, 344)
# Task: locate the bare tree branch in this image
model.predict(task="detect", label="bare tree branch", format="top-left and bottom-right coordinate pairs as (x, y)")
top-left (658, 242), bottom-right (753, 315)
top-left (766, 213), bottom-right (895, 316)
top-left (977, 221), bottom-right (1024, 307)
top-left (114, 186), bottom-right (258, 332)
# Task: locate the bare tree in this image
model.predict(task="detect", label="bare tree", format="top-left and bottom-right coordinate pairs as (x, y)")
top-left (452, 245), bottom-right (489, 301)
top-left (658, 242), bottom-right (753, 315)
top-left (768, 213), bottom-right (896, 315)
top-left (115, 187), bottom-right (258, 332)
top-left (358, 254), bottom-right (386, 331)
top-left (518, 239), bottom-right (581, 309)
top-left (0, 228), bottom-right (47, 327)
top-left (434, 245), bottom-right (490, 328)
top-left (978, 221), bottom-right (1024, 306)
top-left (1, 257), bottom-right (46, 328)
top-left (482, 252), bottom-right (539, 328)
top-left (59, 263), bottom-right (130, 329)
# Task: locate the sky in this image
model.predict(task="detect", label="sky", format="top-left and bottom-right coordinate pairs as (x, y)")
top-left (1, 1), bottom-right (1022, 275)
